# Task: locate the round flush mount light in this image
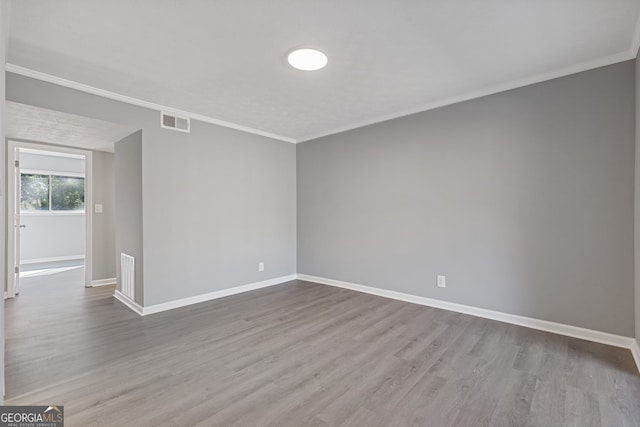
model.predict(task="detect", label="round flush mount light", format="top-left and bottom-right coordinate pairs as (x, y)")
top-left (287, 48), bottom-right (328, 71)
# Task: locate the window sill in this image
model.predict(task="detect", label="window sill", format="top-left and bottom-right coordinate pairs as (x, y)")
top-left (20, 211), bottom-right (85, 216)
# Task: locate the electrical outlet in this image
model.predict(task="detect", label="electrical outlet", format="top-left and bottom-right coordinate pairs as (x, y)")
top-left (437, 275), bottom-right (446, 288)
top-left (258, 262), bottom-right (265, 272)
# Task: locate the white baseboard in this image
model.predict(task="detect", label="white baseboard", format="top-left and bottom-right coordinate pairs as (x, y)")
top-left (142, 274), bottom-right (297, 315)
top-left (21, 255), bottom-right (84, 265)
top-left (113, 290), bottom-right (143, 316)
top-left (631, 339), bottom-right (640, 373)
top-left (296, 274), bottom-right (636, 352)
top-left (115, 274), bottom-right (297, 316)
top-left (112, 271), bottom-right (639, 374)
top-left (90, 277), bottom-right (116, 287)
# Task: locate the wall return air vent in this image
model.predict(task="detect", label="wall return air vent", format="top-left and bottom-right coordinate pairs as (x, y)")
top-left (161, 112), bottom-right (190, 133)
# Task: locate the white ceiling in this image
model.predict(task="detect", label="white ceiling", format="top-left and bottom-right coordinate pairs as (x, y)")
top-left (6, 101), bottom-right (138, 152)
top-left (7, 1), bottom-right (640, 142)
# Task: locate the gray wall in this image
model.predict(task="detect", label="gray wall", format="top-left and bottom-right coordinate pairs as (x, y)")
top-left (142, 120), bottom-right (296, 305)
top-left (7, 73), bottom-right (297, 307)
top-left (114, 131), bottom-right (144, 303)
top-left (636, 51), bottom-right (640, 343)
top-left (298, 61), bottom-right (635, 337)
top-left (1, 0), bottom-right (9, 399)
top-left (92, 151), bottom-right (115, 281)
top-left (8, 51), bottom-right (631, 337)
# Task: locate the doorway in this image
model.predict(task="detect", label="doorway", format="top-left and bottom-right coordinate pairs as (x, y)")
top-left (6, 141), bottom-right (93, 298)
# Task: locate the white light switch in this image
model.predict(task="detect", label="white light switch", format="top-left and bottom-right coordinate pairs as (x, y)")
top-left (95, 204), bottom-right (103, 214)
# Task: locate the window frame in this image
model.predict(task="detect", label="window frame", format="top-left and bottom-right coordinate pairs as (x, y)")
top-left (20, 168), bottom-right (86, 215)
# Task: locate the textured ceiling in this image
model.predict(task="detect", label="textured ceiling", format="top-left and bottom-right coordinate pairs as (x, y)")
top-left (7, 0), bottom-right (640, 142)
top-left (6, 102), bottom-right (138, 152)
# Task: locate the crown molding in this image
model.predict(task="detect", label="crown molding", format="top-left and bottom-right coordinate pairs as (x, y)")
top-left (5, 63), bottom-right (297, 144)
top-left (8, 34), bottom-right (640, 146)
top-left (297, 49), bottom-right (636, 143)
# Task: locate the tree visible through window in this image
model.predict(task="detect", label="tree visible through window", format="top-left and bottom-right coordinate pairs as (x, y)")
top-left (20, 174), bottom-right (49, 210)
top-left (21, 173), bottom-right (85, 212)
top-left (52, 176), bottom-right (85, 210)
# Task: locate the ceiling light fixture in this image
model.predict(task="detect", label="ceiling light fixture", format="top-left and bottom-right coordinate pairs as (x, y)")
top-left (287, 48), bottom-right (328, 71)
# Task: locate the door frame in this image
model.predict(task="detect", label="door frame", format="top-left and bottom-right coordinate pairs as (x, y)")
top-left (6, 140), bottom-right (93, 297)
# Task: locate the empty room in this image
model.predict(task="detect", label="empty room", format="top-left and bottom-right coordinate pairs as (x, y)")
top-left (1, 1), bottom-right (640, 426)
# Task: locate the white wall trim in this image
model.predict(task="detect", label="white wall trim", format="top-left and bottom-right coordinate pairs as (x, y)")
top-left (110, 271), bottom-right (639, 373)
top-left (631, 339), bottom-right (640, 373)
top-left (5, 64), bottom-right (296, 144)
top-left (113, 290), bottom-right (143, 316)
top-left (116, 274), bottom-right (296, 316)
top-left (9, 43), bottom-right (640, 147)
top-left (296, 50), bottom-right (636, 143)
top-left (20, 211), bottom-right (85, 217)
top-left (142, 274), bottom-right (296, 315)
top-left (20, 255), bottom-right (84, 265)
top-left (20, 147), bottom-right (85, 159)
top-left (90, 277), bottom-right (116, 287)
top-left (296, 274), bottom-right (636, 352)
top-left (20, 168), bottom-right (84, 178)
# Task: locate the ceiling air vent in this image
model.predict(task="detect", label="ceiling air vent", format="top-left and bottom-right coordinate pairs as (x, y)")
top-left (161, 112), bottom-right (190, 133)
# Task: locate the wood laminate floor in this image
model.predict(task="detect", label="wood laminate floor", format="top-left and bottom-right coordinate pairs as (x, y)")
top-left (5, 272), bottom-right (640, 426)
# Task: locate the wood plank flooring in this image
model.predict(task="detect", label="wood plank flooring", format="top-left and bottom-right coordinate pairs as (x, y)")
top-left (5, 271), bottom-right (640, 426)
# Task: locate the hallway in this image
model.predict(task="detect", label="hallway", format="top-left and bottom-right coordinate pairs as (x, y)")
top-left (5, 265), bottom-right (121, 399)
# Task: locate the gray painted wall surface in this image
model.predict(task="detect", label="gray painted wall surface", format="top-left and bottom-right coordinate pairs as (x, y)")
top-left (1, 0), bottom-right (9, 399)
top-left (141, 120), bottom-right (296, 305)
top-left (114, 131), bottom-right (143, 304)
top-left (298, 61), bottom-right (635, 337)
top-left (7, 73), bottom-right (297, 306)
top-left (636, 52), bottom-right (640, 342)
top-left (6, 56), bottom-right (632, 336)
top-left (92, 151), bottom-right (115, 281)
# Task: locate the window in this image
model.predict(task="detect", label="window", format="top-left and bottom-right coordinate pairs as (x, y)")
top-left (20, 174), bottom-right (49, 210)
top-left (21, 173), bottom-right (85, 212)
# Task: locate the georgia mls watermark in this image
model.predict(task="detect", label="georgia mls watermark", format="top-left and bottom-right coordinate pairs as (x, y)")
top-left (0, 406), bottom-right (63, 427)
